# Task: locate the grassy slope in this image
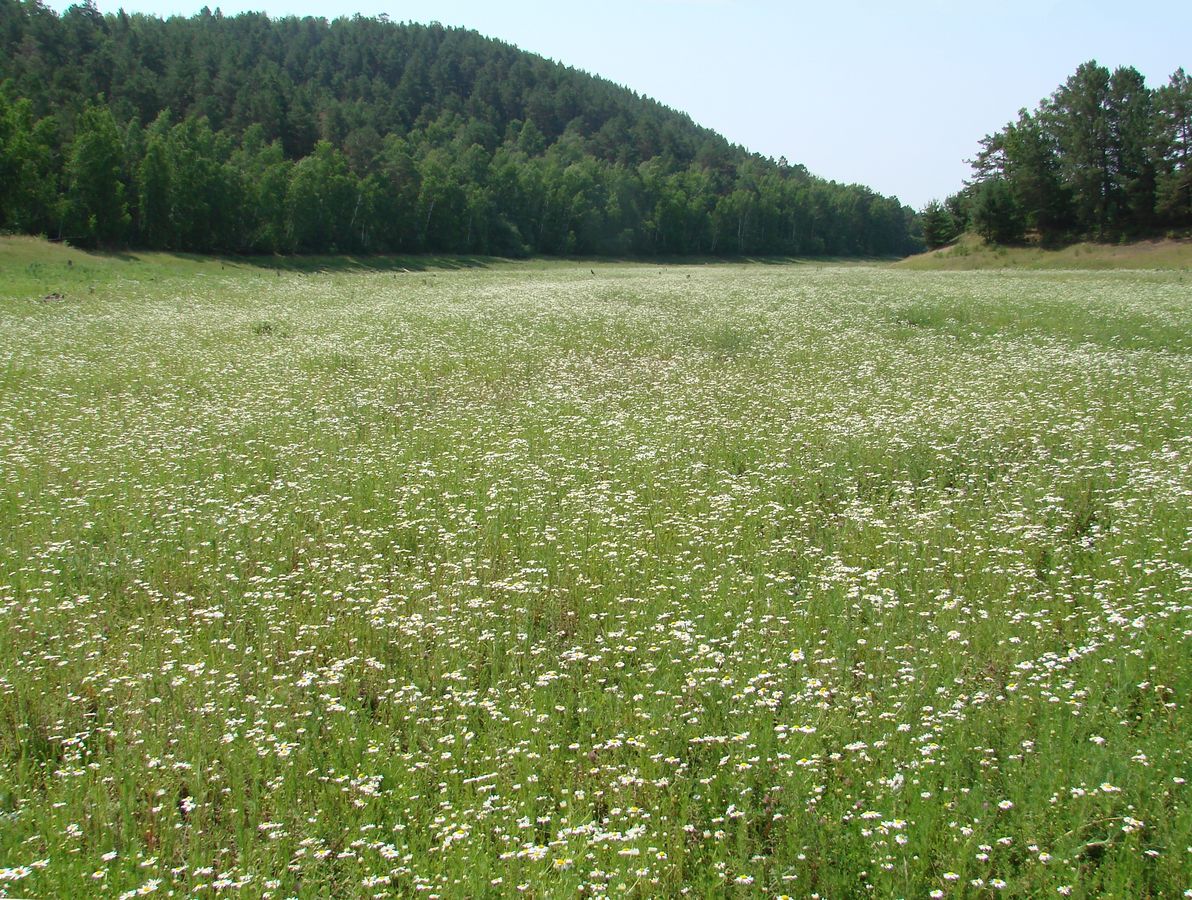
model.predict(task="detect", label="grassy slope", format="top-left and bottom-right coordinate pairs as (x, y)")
top-left (10, 232), bottom-right (1189, 282)
top-left (0, 235), bottom-right (517, 297)
top-left (0, 235), bottom-right (895, 295)
top-left (898, 233), bottom-right (1192, 270)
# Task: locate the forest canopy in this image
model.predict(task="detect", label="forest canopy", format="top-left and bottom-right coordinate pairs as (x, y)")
top-left (0, 0), bottom-right (920, 256)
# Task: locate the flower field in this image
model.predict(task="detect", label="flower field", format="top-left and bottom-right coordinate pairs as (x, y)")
top-left (1, 249), bottom-right (1189, 897)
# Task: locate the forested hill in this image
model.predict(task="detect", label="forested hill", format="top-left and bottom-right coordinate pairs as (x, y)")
top-left (0, 2), bottom-right (920, 257)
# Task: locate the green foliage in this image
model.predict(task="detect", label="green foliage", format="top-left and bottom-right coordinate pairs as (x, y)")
top-left (1049, 61), bottom-right (1115, 236)
top-left (0, 7), bottom-right (920, 257)
top-left (136, 135), bottom-right (171, 248)
top-left (920, 199), bottom-right (958, 249)
top-left (64, 102), bottom-right (130, 247)
top-left (286, 141), bottom-right (360, 252)
top-left (1000, 110), bottom-right (1071, 238)
top-left (1154, 68), bottom-right (1192, 223)
top-left (970, 177), bottom-right (1025, 245)
top-left (1106, 66), bottom-right (1157, 233)
top-left (960, 60), bottom-right (1191, 243)
top-left (0, 89), bottom-right (59, 234)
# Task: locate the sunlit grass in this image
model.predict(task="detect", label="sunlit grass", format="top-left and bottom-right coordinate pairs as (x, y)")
top-left (899, 232), bottom-right (1192, 271)
top-left (0, 244), bottom-right (1189, 897)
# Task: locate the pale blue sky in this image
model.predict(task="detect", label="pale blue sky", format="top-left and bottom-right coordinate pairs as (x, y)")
top-left (46, 0), bottom-right (1191, 208)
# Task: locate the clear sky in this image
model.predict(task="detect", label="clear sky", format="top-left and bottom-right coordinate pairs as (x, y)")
top-left (43, 0), bottom-right (1192, 209)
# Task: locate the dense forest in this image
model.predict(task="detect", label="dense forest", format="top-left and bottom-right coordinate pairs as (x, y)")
top-left (0, 0), bottom-right (920, 257)
top-left (924, 61), bottom-right (1192, 248)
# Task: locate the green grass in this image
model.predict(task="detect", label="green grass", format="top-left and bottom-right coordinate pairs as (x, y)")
top-left (899, 233), bottom-right (1192, 271)
top-left (1, 238), bottom-right (1189, 897)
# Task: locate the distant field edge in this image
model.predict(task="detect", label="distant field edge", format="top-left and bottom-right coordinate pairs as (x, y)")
top-left (0, 235), bottom-right (898, 274)
top-left (897, 233), bottom-right (1192, 270)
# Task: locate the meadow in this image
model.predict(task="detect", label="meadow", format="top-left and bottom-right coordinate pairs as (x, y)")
top-left (0, 239), bottom-right (1189, 897)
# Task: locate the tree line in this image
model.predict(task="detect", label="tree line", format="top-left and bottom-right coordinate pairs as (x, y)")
top-left (922, 61), bottom-right (1192, 248)
top-left (0, 1), bottom-right (920, 257)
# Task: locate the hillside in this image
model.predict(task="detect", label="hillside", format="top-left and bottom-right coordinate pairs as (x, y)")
top-left (0, 3), bottom-right (918, 257)
top-left (898, 234), bottom-right (1192, 270)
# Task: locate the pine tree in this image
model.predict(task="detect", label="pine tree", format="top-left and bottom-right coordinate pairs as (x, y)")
top-left (1107, 66), bottom-right (1156, 233)
top-left (970, 178), bottom-right (1025, 245)
top-left (1047, 61), bottom-right (1113, 236)
top-left (1154, 68), bottom-right (1192, 224)
top-left (920, 200), bottom-right (958, 249)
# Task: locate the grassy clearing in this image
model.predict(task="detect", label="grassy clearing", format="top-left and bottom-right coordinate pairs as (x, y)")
top-left (0, 235), bottom-right (509, 297)
top-left (898, 233), bottom-right (1192, 271)
top-left (0, 240), bottom-right (1189, 897)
